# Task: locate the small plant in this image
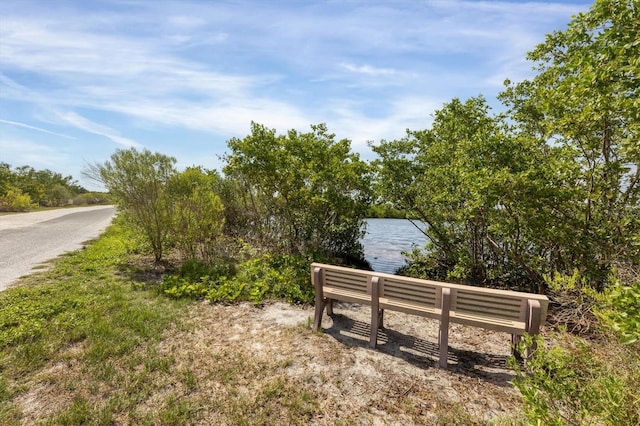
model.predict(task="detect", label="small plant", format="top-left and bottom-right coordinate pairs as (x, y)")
top-left (510, 331), bottom-right (640, 425)
top-left (594, 280), bottom-right (640, 345)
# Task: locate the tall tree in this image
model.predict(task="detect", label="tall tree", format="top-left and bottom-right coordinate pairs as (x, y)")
top-left (372, 97), bottom-right (553, 289)
top-left (500, 0), bottom-right (639, 287)
top-left (224, 122), bottom-right (372, 260)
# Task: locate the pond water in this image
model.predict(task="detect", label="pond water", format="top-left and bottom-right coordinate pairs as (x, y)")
top-left (360, 218), bottom-right (428, 274)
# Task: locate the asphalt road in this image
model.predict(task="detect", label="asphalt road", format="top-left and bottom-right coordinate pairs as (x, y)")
top-left (0, 205), bottom-right (116, 291)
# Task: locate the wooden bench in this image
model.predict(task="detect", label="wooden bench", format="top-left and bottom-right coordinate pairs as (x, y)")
top-left (311, 262), bottom-right (548, 369)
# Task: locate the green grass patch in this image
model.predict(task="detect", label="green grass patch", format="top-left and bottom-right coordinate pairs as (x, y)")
top-left (0, 219), bottom-right (187, 422)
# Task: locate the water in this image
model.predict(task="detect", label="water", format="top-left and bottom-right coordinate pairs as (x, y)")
top-left (360, 218), bottom-right (428, 274)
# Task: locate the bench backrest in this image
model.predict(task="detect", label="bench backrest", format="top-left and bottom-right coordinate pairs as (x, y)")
top-left (447, 284), bottom-right (549, 324)
top-left (323, 266), bottom-right (370, 296)
top-left (379, 275), bottom-right (440, 307)
top-left (312, 262), bottom-right (549, 328)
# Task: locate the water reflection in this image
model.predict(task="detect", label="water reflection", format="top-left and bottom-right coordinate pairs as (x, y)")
top-left (360, 218), bottom-right (428, 274)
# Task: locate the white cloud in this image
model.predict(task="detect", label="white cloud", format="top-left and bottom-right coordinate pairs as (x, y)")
top-left (56, 112), bottom-right (141, 148)
top-left (0, 119), bottom-right (76, 140)
top-left (341, 64), bottom-right (397, 76)
top-left (0, 0), bottom-right (591, 166)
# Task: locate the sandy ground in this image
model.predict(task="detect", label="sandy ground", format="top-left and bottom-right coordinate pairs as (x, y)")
top-left (16, 301), bottom-right (525, 424)
top-left (165, 301), bottom-right (523, 424)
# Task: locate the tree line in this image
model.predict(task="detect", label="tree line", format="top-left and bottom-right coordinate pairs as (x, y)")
top-left (88, 0), bottom-right (637, 297)
top-left (0, 163), bottom-right (111, 211)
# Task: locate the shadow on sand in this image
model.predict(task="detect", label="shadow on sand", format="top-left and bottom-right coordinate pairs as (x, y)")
top-left (322, 310), bottom-right (517, 388)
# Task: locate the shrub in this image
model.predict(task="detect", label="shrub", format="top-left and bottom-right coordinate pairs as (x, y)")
top-left (510, 273), bottom-right (640, 425)
top-left (158, 253), bottom-right (315, 305)
top-left (594, 280), bottom-right (640, 345)
top-left (0, 188), bottom-right (34, 212)
top-left (511, 333), bottom-right (639, 425)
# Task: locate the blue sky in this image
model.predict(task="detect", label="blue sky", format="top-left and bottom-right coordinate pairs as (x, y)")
top-left (1, 0), bottom-right (591, 190)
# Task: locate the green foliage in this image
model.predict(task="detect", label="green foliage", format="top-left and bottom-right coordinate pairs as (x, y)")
top-left (159, 259), bottom-right (234, 300)
top-left (0, 162), bottom-right (87, 210)
top-left (373, 0), bottom-right (639, 290)
top-left (159, 253), bottom-right (314, 305)
top-left (228, 253), bottom-right (315, 305)
top-left (595, 280), bottom-right (640, 345)
top-left (94, 148), bottom-right (176, 263)
top-left (499, 0), bottom-right (640, 288)
top-left (372, 97), bottom-right (548, 290)
top-left (0, 220), bottom-right (181, 378)
top-left (72, 191), bottom-right (113, 205)
top-left (511, 333), bottom-right (640, 425)
top-left (366, 202), bottom-right (407, 219)
top-left (168, 167), bottom-right (226, 263)
top-left (0, 187), bottom-right (34, 211)
top-left (224, 122), bottom-right (372, 260)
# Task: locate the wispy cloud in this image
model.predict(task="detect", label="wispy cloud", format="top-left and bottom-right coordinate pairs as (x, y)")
top-left (341, 64), bottom-right (397, 76)
top-left (56, 112), bottom-right (140, 148)
top-left (0, 119), bottom-right (76, 140)
top-left (0, 0), bottom-right (591, 185)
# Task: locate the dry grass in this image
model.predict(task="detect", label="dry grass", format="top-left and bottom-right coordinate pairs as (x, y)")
top-left (1, 222), bottom-right (528, 424)
top-left (7, 300), bottom-right (527, 425)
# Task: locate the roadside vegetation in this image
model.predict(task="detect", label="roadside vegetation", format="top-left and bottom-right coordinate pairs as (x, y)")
top-left (0, 162), bottom-right (111, 212)
top-left (2, 0), bottom-right (638, 424)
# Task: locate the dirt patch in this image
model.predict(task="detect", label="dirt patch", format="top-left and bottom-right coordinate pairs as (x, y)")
top-left (14, 301), bottom-right (525, 424)
top-left (154, 301), bottom-right (523, 424)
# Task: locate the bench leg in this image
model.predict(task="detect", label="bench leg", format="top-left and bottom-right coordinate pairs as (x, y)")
top-left (312, 299), bottom-right (327, 332)
top-left (438, 288), bottom-right (451, 369)
top-left (378, 309), bottom-right (384, 329)
top-left (511, 334), bottom-right (523, 361)
top-left (438, 323), bottom-right (449, 369)
top-left (370, 277), bottom-right (380, 348)
top-left (326, 298), bottom-right (334, 316)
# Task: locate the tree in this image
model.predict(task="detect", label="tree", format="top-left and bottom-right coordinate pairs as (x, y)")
top-left (500, 0), bottom-right (639, 288)
top-left (224, 122), bottom-right (372, 260)
top-left (1, 163), bottom-right (87, 210)
top-left (372, 97), bottom-right (556, 289)
top-left (168, 167), bottom-right (225, 263)
top-left (95, 148), bottom-right (176, 263)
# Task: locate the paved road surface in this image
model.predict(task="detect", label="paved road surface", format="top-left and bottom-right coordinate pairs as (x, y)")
top-left (0, 206), bottom-right (116, 291)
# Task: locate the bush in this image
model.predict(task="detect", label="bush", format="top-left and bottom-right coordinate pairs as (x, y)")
top-left (595, 280), bottom-right (640, 345)
top-left (0, 188), bottom-right (34, 212)
top-left (511, 333), bottom-right (639, 425)
top-left (159, 260), bottom-right (234, 300)
top-left (158, 254), bottom-right (314, 305)
top-left (510, 273), bottom-right (640, 425)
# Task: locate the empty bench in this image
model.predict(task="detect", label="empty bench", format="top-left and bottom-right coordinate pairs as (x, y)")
top-left (311, 262), bottom-right (549, 369)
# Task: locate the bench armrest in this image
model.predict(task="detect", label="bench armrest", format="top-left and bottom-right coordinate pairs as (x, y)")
top-left (526, 299), bottom-right (542, 335)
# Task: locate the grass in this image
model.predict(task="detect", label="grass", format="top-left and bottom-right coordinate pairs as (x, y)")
top-left (0, 220), bottom-right (326, 425)
top-left (0, 221), bottom-right (188, 424)
top-left (1, 219), bottom-right (520, 425)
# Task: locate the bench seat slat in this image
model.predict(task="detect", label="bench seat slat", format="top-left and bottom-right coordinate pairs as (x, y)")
top-left (450, 311), bottom-right (527, 334)
top-left (323, 287), bottom-right (372, 305)
top-left (379, 298), bottom-right (442, 318)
